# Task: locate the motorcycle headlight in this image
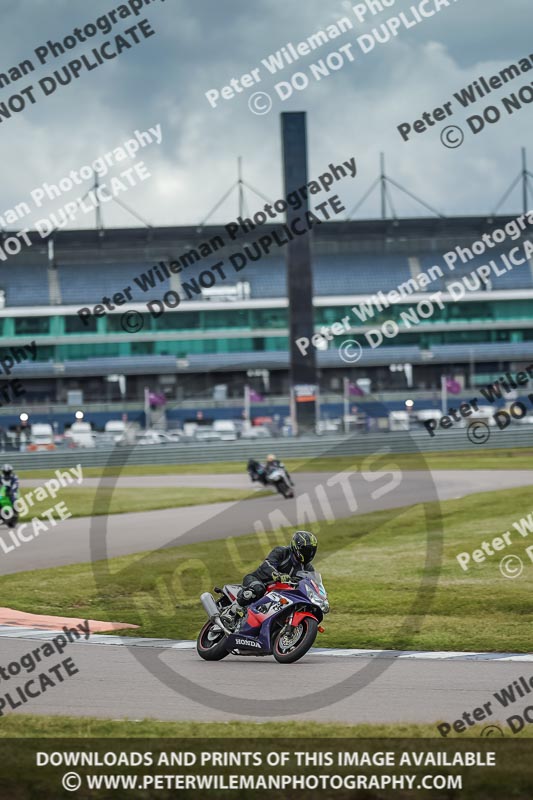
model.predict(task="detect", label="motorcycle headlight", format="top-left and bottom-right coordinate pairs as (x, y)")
top-left (307, 588), bottom-right (330, 613)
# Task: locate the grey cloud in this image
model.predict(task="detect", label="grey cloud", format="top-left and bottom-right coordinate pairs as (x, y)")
top-left (0, 0), bottom-right (530, 228)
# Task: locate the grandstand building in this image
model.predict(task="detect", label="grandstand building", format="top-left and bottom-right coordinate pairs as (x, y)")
top-left (2, 214), bottom-right (533, 426)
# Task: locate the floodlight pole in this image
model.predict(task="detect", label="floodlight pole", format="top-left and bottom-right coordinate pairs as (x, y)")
top-left (238, 157), bottom-right (244, 219)
top-left (522, 148), bottom-right (529, 215)
top-left (94, 172), bottom-right (103, 232)
top-left (380, 152), bottom-right (387, 219)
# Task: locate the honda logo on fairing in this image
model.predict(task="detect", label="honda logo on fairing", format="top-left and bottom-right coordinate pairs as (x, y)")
top-left (235, 638), bottom-right (261, 648)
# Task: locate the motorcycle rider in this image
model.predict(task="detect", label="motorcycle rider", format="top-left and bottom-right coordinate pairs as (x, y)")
top-left (246, 458), bottom-right (268, 486)
top-left (1, 464), bottom-right (18, 502)
top-left (1, 464), bottom-right (19, 527)
top-left (235, 531), bottom-right (318, 613)
top-left (265, 453), bottom-right (294, 486)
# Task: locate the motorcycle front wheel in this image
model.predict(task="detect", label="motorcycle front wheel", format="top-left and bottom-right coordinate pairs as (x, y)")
top-left (276, 481), bottom-right (292, 498)
top-left (196, 620), bottom-right (230, 661)
top-left (273, 617), bottom-right (318, 664)
top-left (0, 510), bottom-right (17, 529)
top-left (7, 512), bottom-right (18, 529)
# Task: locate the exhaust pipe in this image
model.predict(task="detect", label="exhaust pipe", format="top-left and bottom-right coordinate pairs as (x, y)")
top-left (200, 592), bottom-right (232, 635)
top-left (201, 592), bottom-right (220, 620)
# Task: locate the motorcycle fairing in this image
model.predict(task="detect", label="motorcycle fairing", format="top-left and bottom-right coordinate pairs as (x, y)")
top-left (226, 587), bottom-right (297, 654)
top-left (222, 584), bottom-right (242, 601)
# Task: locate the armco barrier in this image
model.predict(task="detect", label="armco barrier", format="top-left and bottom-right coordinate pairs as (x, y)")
top-left (5, 426), bottom-right (532, 471)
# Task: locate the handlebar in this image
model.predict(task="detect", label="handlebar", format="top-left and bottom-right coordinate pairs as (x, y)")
top-left (271, 575), bottom-right (299, 586)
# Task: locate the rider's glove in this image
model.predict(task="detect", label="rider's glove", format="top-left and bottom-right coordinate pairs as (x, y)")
top-left (273, 572), bottom-right (292, 583)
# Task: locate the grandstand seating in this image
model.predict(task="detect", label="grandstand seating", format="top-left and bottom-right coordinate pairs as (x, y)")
top-left (313, 254), bottom-right (414, 295)
top-left (419, 252), bottom-right (533, 291)
top-left (1, 262), bottom-right (50, 307)
top-left (3, 220), bottom-right (533, 395)
top-left (4, 247), bottom-right (532, 307)
top-left (429, 342), bottom-right (533, 363)
top-left (240, 253), bottom-right (416, 298)
top-left (57, 262), bottom-right (165, 305)
top-left (11, 342), bottom-right (532, 379)
top-left (13, 355), bottom-right (178, 377)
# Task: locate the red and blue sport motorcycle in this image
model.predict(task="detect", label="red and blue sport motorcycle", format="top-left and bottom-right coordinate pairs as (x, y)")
top-left (197, 570), bottom-right (330, 664)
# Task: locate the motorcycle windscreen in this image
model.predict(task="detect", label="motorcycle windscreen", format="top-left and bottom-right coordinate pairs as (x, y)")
top-left (296, 570), bottom-right (326, 595)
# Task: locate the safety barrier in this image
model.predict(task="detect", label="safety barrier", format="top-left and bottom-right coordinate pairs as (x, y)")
top-left (5, 425), bottom-right (532, 470)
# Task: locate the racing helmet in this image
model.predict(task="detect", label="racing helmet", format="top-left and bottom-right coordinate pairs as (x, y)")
top-left (266, 454), bottom-right (276, 462)
top-left (2, 464), bottom-right (13, 479)
top-left (290, 531), bottom-right (318, 565)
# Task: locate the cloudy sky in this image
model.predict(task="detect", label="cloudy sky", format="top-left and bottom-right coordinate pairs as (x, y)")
top-left (0, 0), bottom-right (531, 230)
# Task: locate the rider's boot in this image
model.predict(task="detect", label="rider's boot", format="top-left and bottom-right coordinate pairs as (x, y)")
top-left (231, 587), bottom-right (255, 628)
top-left (226, 605), bottom-right (244, 633)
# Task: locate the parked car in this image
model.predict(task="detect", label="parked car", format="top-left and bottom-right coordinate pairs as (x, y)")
top-left (469, 405), bottom-right (498, 427)
top-left (194, 426), bottom-right (223, 442)
top-left (388, 411), bottom-right (410, 431)
top-left (65, 422), bottom-right (96, 448)
top-left (212, 420), bottom-right (240, 441)
top-left (104, 420), bottom-right (138, 445)
top-left (28, 423), bottom-right (56, 452)
top-left (414, 409), bottom-right (444, 429)
top-left (316, 420), bottom-right (341, 435)
top-left (241, 426), bottom-right (272, 439)
top-left (136, 430), bottom-right (182, 445)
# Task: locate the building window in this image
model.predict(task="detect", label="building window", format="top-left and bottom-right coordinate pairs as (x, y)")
top-left (14, 317), bottom-right (49, 335)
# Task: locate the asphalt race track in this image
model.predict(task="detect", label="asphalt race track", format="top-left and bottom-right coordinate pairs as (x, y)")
top-left (2, 470), bottom-right (533, 575)
top-left (0, 631), bottom-right (530, 728)
top-left (3, 470), bottom-right (533, 728)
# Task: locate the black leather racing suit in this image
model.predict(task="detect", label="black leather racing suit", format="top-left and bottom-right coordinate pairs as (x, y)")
top-left (265, 459), bottom-right (293, 485)
top-left (236, 545), bottom-right (314, 607)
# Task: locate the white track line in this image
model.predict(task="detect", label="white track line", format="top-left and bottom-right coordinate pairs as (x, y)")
top-left (1, 627), bottom-right (532, 661)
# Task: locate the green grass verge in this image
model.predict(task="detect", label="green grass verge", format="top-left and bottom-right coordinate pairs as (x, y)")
top-left (17, 447), bottom-right (533, 480)
top-left (2, 485), bottom-right (533, 652)
top-left (14, 486), bottom-right (268, 520)
top-left (0, 715), bottom-right (526, 738)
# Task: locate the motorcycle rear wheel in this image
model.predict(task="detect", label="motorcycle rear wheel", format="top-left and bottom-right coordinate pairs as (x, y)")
top-left (273, 617), bottom-right (318, 664)
top-left (196, 620), bottom-right (230, 661)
